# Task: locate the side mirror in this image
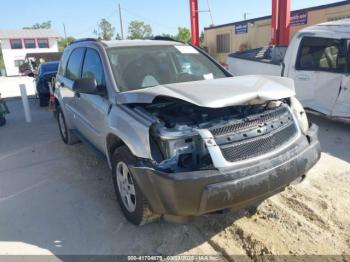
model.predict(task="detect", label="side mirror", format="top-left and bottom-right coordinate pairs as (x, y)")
top-left (72, 78), bottom-right (105, 95)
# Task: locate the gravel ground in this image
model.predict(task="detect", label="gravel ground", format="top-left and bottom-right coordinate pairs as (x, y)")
top-left (0, 99), bottom-right (349, 259)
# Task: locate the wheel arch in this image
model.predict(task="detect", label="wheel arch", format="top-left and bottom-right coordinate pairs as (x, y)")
top-left (105, 133), bottom-right (129, 169)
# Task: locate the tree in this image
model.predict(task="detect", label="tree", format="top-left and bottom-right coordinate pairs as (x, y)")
top-left (94, 19), bottom-right (115, 40)
top-left (58, 36), bottom-right (75, 51)
top-left (160, 33), bottom-right (176, 39)
top-left (0, 48), bottom-right (4, 70)
top-left (176, 27), bottom-right (191, 43)
top-left (115, 33), bottom-right (122, 40)
top-left (128, 20), bottom-right (152, 40)
top-left (23, 21), bottom-right (52, 29)
top-left (200, 31), bottom-right (205, 47)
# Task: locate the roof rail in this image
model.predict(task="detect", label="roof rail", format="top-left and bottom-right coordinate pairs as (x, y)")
top-left (152, 35), bottom-right (185, 44)
top-left (70, 38), bottom-right (100, 45)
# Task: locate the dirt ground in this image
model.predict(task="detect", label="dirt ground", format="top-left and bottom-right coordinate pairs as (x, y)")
top-left (0, 99), bottom-right (349, 259)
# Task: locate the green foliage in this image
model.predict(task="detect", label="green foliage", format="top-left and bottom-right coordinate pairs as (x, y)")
top-left (23, 21), bottom-right (52, 29)
top-left (0, 48), bottom-right (4, 69)
top-left (200, 31), bottom-right (205, 47)
top-left (115, 33), bottom-right (122, 40)
top-left (160, 33), bottom-right (176, 39)
top-left (58, 36), bottom-right (76, 52)
top-left (176, 27), bottom-right (191, 43)
top-left (159, 27), bottom-right (191, 43)
top-left (94, 19), bottom-right (115, 40)
top-left (128, 20), bottom-right (152, 40)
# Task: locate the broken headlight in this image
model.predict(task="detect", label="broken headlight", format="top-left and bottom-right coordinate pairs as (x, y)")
top-left (150, 124), bottom-right (212, 171)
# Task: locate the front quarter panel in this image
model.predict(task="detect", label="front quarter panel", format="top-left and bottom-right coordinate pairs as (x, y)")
top-left (106, 105), bottom-right (153, 160)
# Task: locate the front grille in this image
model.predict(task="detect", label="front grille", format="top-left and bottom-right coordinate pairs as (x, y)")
top-left (210, 106), bottom-right (288, 136)
top-left (220, 122), bottom-right (298, 162)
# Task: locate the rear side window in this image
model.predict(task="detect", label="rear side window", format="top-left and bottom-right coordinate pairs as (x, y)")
top-left (82, 48), bottom-right (105, 86)
top-left (296, 37), bottom-right (347, 72)
top-left (66, 48), bottom-right (85, 81)
top-left (58, 48), bottom-right (70, 76)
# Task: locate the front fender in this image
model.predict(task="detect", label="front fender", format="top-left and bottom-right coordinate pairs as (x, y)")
top-left (106, 105), bottom-right (154, 160)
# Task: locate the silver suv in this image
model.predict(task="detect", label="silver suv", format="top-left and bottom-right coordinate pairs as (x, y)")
top-left (55, 38), bottom-right (321, 225)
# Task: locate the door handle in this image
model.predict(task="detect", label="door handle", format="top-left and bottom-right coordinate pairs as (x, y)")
top-left (296, 74), bottom-right (310, 81)
top-left (75, 92), bottom-right (80, 98)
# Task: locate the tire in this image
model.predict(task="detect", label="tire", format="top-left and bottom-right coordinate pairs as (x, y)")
top-left (56, 106), bottom-right (79, 145)
top-left (0, 116), bottom-right (6, 126)
top-left (112, 146), bottom-right (159, 225)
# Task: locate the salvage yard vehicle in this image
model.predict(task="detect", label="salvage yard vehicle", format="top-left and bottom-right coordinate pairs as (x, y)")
top-left (55, 38), bottom-right (321, 225)
top-left (36, 61), bottom-right (59, 107)
top-left (19, 52), bottom-right (62, 77)
top-left (228, 19), bottom-right (350, 123)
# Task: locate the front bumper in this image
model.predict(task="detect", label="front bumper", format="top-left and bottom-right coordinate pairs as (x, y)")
top-left (131, 124), bottom-right (321, 216)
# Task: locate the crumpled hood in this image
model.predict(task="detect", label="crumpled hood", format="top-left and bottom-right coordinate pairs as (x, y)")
top-left (116, 75), bottom-right (295, 108)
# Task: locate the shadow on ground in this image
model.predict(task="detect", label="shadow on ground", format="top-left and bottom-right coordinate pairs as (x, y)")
top-left (0, 99), bottom-right (247, 256)
top-left (0, 99), bottom-right (349, 256)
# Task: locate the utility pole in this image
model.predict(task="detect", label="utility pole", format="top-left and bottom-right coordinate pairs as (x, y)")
top-left (63, 24), bottom-right (67, 38)
top-left (62, 23), bottom-right (68, 47)
top-left (243, 12), bottom-right (251, 20)
top-left (118, 4), bottom-right (124, 40)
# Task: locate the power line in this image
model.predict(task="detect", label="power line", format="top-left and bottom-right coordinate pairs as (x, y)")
top-left (206, 0), bottom-right (214, 25)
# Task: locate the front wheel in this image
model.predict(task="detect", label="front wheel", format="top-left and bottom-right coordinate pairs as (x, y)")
top-left (112, 146), bottom-right (159, 225)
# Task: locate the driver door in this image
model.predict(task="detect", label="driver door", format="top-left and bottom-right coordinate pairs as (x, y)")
top-left (73, 48), bottom-right (110, 152)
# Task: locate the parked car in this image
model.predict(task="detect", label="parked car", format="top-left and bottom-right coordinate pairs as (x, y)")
top-left (36, 61), bottom-right (59, 107)
top-left (55, 38), bottom-right (321, 225)
top-left (20, 52), bottom-right (62, 77)
top-left (228, 19), bottom-right (350, 123)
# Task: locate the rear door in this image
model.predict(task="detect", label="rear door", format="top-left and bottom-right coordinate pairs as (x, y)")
top-left (56, 47), bottom-right (85, 128)
top-left (287, 37), bottom-right (347, 116)
top-left (73, 48), bottom-right (109, 152)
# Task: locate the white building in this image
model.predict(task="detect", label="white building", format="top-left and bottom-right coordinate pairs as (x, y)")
top-left (0, 29), bottom-right (60, 76)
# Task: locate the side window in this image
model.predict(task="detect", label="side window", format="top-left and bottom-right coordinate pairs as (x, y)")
top-left (81, 48), bottom-right (105, 86)
top-left (58, 48), bottom-right (70, 76)
top-left (66, 48), bottom-right (85, 81)
top-left (296, 37), bottom-right (346, 72)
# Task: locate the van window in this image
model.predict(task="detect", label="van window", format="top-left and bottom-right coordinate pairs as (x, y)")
top-left (66, 48), bottom-right (85, 81)
top-left (296, 37), bottom-right (347, 73)
top-left (82, 48), bottom-right (105, 86)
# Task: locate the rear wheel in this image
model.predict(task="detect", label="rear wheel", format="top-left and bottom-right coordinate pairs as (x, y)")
top-left (56, 107), bottom-right (79, 145)
top-left (112, 146), bottom-right (159, 225)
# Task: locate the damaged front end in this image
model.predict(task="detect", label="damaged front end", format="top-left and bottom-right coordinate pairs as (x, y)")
top-left (132, 96), bottom-right (301, 173)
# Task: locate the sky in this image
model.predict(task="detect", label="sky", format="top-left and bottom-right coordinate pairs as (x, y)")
top-left (0, 0), bottom-right (344, 38)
